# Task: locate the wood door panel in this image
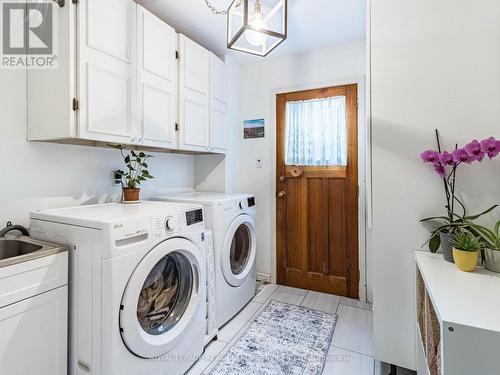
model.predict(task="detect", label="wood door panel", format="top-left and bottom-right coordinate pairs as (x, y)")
top-left (284, 178), bottom-right (302, 271)
top-left (276, 84), bottom-right (359, 298)
top-left (307, 178), bottom-right (330, 274)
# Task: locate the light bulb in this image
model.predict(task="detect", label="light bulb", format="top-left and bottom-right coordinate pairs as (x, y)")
top-left (245, 18), bottom-right (268, 46)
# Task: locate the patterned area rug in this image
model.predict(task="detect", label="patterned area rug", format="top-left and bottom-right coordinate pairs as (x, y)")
top-left (208, 300), bottom-right (337, 375)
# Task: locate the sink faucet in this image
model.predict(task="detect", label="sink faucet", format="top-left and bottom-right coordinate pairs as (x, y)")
top-left (0, 221), bottom-right (29, 237)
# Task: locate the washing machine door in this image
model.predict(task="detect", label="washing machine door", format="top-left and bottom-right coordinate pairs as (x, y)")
top-left (120, 237), bottom-right (202, 359)
top-left (221, 214), bottom-right (257, 287)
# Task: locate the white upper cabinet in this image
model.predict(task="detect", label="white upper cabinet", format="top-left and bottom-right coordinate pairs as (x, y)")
top-left (137, 5), bottom-right (178, 149)
top-left (209, 53), bottom-right (229, 153)
top-left (27, 2), bottom-right (230, 154)
top-left (178, 34), bottom-right (210, 152)
top-left (78, 0), bottom-right (137, 143)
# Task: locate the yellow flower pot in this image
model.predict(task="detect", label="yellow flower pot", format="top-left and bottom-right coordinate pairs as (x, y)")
top-left (452, 247), bottom-right (479, 272)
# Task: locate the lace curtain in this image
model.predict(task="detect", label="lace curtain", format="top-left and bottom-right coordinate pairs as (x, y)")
top-left (285, 96), bottom-right (347, 166)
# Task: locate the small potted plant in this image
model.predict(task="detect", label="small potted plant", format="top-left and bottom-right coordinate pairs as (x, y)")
top-left (470, 221), bottom-right (500, 273)
top-left (451, 232), bottom-right (482, 272)
top-left (113, 146), bottom-right (154, 202)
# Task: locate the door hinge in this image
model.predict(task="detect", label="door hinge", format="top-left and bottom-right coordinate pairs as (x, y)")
top-left (357, 185), bottom-right (359, 197)
top-left (175, 123), bottom-right (179, 131)
top-left (175, 50), bottom-right (179, 60)
top-left (72, 98), bottom-right (79, 111)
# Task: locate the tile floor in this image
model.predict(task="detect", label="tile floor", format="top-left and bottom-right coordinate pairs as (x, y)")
top-left (187, 284), bottom-right (377, 375)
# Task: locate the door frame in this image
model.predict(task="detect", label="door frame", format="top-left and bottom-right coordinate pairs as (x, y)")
top-left (270, 76), bottom-right (369, 302)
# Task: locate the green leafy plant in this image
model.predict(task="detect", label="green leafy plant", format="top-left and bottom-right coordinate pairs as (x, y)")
top-left (112, 146), bottom-right (154, 189)
top-left (451, 231), bottom-right (482, 252)
top-left (421, 205), bottom-right (497, 252)
top-left (469, 220), bottom-right (500, 251)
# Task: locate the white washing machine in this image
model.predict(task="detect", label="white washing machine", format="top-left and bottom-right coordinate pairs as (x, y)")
top-left (152, 193), bottom-right (257, 328)
top-left (29, 201), bottom-right (206, 375)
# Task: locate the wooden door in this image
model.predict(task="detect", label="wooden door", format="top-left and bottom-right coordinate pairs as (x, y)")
top-left (276, 85), bottom-right (359, 298)
top-left (178, 34), bottom-right (210, 152)
top-left (137, 5), bottom-right (178, 149)
top-left (78, 0), bottom-right (137, 143)
top-left (209, 53), bottom-right (229, 153)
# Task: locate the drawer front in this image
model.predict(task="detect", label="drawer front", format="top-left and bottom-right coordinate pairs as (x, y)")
top-left (0, 252), bottom-right (68, 308)
top-left (0, 286), bottom-right (68, 375)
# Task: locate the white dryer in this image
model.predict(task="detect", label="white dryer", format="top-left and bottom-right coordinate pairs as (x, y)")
top-left (29, 202), bottom-right (206, 375)
top-left (152, 193), bottom-right (257, 328)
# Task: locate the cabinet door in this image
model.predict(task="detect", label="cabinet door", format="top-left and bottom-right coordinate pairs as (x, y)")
top-left (178, 34), bottom-right (210, 152)
top-left (137, 5), bottom-right (178, 149)
top-left (78, 0), bottom-right (137, 143)
top-left (209, 53), bottom-right (229, 153)
top-left (0, 287), bottom-right (68, 375)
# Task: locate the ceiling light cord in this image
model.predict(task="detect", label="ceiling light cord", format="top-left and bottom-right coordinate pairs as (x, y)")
top-left (204, 0), bottom-right (228, 15)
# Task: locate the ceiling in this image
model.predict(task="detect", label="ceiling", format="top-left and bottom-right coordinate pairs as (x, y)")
top-left (137, 0), bottom-right (366, 64)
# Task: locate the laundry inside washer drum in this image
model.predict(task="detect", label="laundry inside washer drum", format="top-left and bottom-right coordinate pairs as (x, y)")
top-left (136, 252), bottom-right (193, 335)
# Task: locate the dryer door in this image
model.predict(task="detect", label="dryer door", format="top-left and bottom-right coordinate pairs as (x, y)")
top-left (221, 214), bottom-right (257, 287)
top-left (120, 237), bottom-right (202, 358)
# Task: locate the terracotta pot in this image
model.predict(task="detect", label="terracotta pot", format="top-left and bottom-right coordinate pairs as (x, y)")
top-left (122, 188), bottom-right (140, 202)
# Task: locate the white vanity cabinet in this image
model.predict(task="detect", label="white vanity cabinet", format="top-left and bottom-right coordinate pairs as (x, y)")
top-left (177, 34), bottom-right (211, 152)
top-left (209, 53), bottom-right (229, 153)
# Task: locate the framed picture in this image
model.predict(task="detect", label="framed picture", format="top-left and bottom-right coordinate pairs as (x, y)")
top-left (244, 118), bottom-right (265, 139)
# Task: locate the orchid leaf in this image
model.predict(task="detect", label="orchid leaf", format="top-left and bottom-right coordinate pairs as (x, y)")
top-left (462, 205), bottom-right (498, 221)
top-left (429, 232), bottom-right (441, 252)
top-left (495, 220), bottom-right (500, 237)
top-left (420, 216), bottom-right (451, 223)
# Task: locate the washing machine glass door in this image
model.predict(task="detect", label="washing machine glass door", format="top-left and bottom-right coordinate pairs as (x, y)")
top-left (120, 237), bottom-right (202, 359)
top-left (221, 214), bottom-right (256, 287)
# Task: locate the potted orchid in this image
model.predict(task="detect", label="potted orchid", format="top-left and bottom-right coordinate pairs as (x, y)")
top-left (420, 131), bottom-right (499, 262)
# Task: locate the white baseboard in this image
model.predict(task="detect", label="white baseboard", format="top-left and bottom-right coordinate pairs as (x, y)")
top-left (256, 272), bottom-right (271, 283)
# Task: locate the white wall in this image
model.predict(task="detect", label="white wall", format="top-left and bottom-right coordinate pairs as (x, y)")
top-left (231, 41), bottom-right (367, 282)
top-left (371, 0), bottom-right (500, 370)
top-left (0, 69), bottom-right (195, 228)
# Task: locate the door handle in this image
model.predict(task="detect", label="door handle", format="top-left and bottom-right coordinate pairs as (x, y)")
top-left (278, 191), bottom-right (287, 198)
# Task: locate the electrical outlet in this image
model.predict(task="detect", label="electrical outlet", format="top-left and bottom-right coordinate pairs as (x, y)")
top-left (112, 171), bottom-right (122, 185)
top-left (256, 158), bottom-right (263, 168)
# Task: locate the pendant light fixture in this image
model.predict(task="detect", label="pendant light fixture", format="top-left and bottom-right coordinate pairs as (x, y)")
top-left (205, 0), bottom-right (288, 57)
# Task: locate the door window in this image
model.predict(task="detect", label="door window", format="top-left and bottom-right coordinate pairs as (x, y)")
top-left (285, 96), bottom-right (347, 166)
top-left (230, 224), bottom-right (251, 275)
top-left (136, 252), bottom-right (192, 335)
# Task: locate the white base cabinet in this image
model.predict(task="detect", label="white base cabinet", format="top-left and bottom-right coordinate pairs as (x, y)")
top-left (0, 252), bottom-right (68, 375)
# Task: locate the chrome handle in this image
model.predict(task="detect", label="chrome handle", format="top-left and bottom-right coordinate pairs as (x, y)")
top-left (278, 191), bottom-right (287, 198)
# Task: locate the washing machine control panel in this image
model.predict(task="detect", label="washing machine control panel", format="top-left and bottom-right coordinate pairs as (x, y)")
top-left (150, 209), bottom-right (204, 239)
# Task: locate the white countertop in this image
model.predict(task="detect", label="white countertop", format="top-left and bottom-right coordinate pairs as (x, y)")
top-left (415, 251), bottom-right (500, 332)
